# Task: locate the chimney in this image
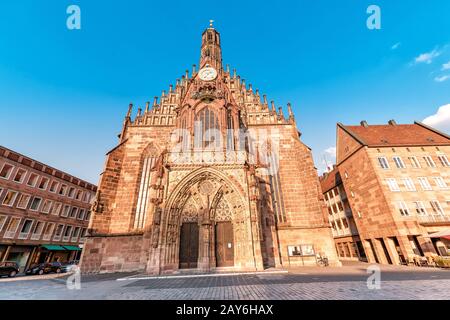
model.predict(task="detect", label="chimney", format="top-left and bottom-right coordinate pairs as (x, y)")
top-left (360, 120), bottom-right (369, 128)
top-left (388, 119), bottom-right (397, 126)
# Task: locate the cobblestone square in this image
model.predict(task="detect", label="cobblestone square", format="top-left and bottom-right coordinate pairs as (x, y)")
top-left (1, 264), bottom-right (449, 300)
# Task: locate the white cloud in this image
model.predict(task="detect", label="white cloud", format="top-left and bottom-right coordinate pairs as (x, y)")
top-left (434, 75), bottom-right (450, 83)
top-left (414, 49), bottom-right (442, 64)
top-left (319, 146), bottom-right (337, 173)
top-left (324, 147), bottom-right (336, 159)
top-left (391, 42), bottom-right (401, 50)
top-left (423, 104), bottom-right (450, 133)
top-left (442, 61), bottom-right (450, 70)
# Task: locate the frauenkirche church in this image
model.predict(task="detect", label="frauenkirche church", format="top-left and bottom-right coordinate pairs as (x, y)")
top-left (81, 23), bottom-right (339, 274)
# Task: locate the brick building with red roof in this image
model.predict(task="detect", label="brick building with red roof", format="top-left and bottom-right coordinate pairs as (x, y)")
top-left (324, 120), bottom-right (450, 265)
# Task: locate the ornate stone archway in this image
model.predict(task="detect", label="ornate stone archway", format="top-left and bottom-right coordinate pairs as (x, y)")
top-left (157, 167), bottom-right (252, 272)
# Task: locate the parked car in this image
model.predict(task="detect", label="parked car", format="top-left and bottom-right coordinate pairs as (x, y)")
top-left (25, 262), bottom-right (63, 275)
top-left (61, 260), bottom-right (79, 273)
top-left (0, 261), bottom-right (20, 278)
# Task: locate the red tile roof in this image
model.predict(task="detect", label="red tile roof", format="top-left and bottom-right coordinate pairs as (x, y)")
top-left (319, 167), bottom-right (342, 193)
top-left (339, 121), bottom-right (450, 147)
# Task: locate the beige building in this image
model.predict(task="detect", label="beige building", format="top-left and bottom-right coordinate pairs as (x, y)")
top-left (320, 167), bottom-right (367, 261)
top-left (0, 145), bottom-right (96, 272)
top-left (335, 120), bottom-right (450, 265)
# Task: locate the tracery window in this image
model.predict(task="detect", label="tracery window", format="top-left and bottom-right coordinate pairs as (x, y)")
top-left (134, 148), bottom-right (158, 229)
top-left (226, 111), bottom-right (234, 151)
top-left (195, 107), bottom-right (220, 149)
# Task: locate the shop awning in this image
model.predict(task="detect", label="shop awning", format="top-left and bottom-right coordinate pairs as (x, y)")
top-left (429, 229), bottom-right (450, 240)
top-left (62, 245), bottom-right (81, 251)
top-left (41, 245), bottom-right (67, 251)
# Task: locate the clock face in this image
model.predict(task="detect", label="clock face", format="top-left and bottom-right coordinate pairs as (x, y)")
top-left (198, 67), bottom-right (217, 81)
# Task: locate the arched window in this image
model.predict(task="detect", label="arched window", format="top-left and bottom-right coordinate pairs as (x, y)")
top-left (181, 116), bottom-right (189, 150)
top-left (134, 145), bottom-right (159, 230)
top-left (195, 107), bottom-right (220, 149)
top-left (226, 111), bottom-right (234, 151)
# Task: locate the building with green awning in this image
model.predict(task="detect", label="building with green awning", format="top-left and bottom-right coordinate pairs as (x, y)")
top-left (63, 245), bottom-right (81, 251)
top-left (41, 245), bottom-right (67, 251)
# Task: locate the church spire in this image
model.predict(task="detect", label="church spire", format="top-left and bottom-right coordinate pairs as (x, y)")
top-left (200, 20), bottom-right (222, 70)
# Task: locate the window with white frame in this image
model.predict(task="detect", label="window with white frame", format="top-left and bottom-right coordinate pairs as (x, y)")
top-left (42, 223), bottom-right (55, 240)
top-left (408, 156), bottom-right (421, 168)
top-left (16, 194), bottom-right (31, 209)
top-left (29, 197), bottom-right (42, 211)
top-left (49, 181), bottom-right (59, 193)
top-left (75, 190), bottom-right (83, 201)
top-left (59, 184), bottom-right (68, 196)
top-left (72, 227), bottom-right (81, 241)
top-left (397, 201), bottom-right (410, 216)
top-left (41, 200), bottom-right (53, 214)
top-left (342, 218), bottom-right (349, 229)
top-left (386, 178), bottom-right (400, 191)
top-left (63, 225), bottom-right (73, 241)
top-left (12, 168), bottom-right (27, 183)
top-left (423, 156), bottom-right (436, 168)
top-left (31, 221), bottom-right (45, 240)
top-left (51, 202), bottom-right (62, 216)
top-left (434, 177), bottom-right (448, 189)
top-left (0, 163), bottom-right (14, 179)
top-left (69, 207), bottom-right (78, 218)
top-left (413, 201), bottom-right (427, 216)
top-left (67, 187), bottom-right (75, 198)
top-left (53, 224), bottom-right (64, 240)
top-left (418, 177), bottom-right (432, 190)
top-left (430, 200), bottom-right (444, 215)
top-left (80, 228), bottom-right (87, 241)
top-left (27, 173), bottom-right (39, 187)
top-left (393, 156), bottom-right (406, 169)
top-left (18, 219), bottom-right (33, 239)
top-left (85, 211), bottom-right (91, 221)
top-left (437, 154), bottom-right (450, 167)
top-left (2, 190), bottom-right (18, 207)
top-left (61, 205), bottom-right (70, 217)
top-left (4, 217), bottom-right (21, 238)
top-left (38, 177), bottom-right (49, 190)
top-left (77, 209), bottom-right (85, 220)
top-left (378, 157), bottom-right (390, 169)
top-left (402, 178), bottom-right (416, 191)
top-left (0, 215), bottom-right (8, 232)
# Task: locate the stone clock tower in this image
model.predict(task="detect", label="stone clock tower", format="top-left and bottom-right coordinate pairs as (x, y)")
top-left (80, 22), bottom-right (339, 274)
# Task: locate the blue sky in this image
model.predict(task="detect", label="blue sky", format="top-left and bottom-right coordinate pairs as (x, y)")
top-left (1, 0), bottom-right (450, 183)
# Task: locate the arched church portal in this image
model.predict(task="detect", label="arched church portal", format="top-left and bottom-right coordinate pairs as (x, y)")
top-left (161, 169), bottom-right (247, 271)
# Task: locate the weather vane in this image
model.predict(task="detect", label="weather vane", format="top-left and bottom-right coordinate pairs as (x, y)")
top-left (209, 19), bottom-right (214, 28)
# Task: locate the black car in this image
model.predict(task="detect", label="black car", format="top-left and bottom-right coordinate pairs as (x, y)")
top-left (25, 262), bottom-right (63, 275)
top-left (61, 260), bottom-right (79, 273)
top-left (0, 261), bottom-right (20, 278)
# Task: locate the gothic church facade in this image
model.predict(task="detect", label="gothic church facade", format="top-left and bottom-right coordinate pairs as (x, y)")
top-left (81, 25), bottom-right (339, 274)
